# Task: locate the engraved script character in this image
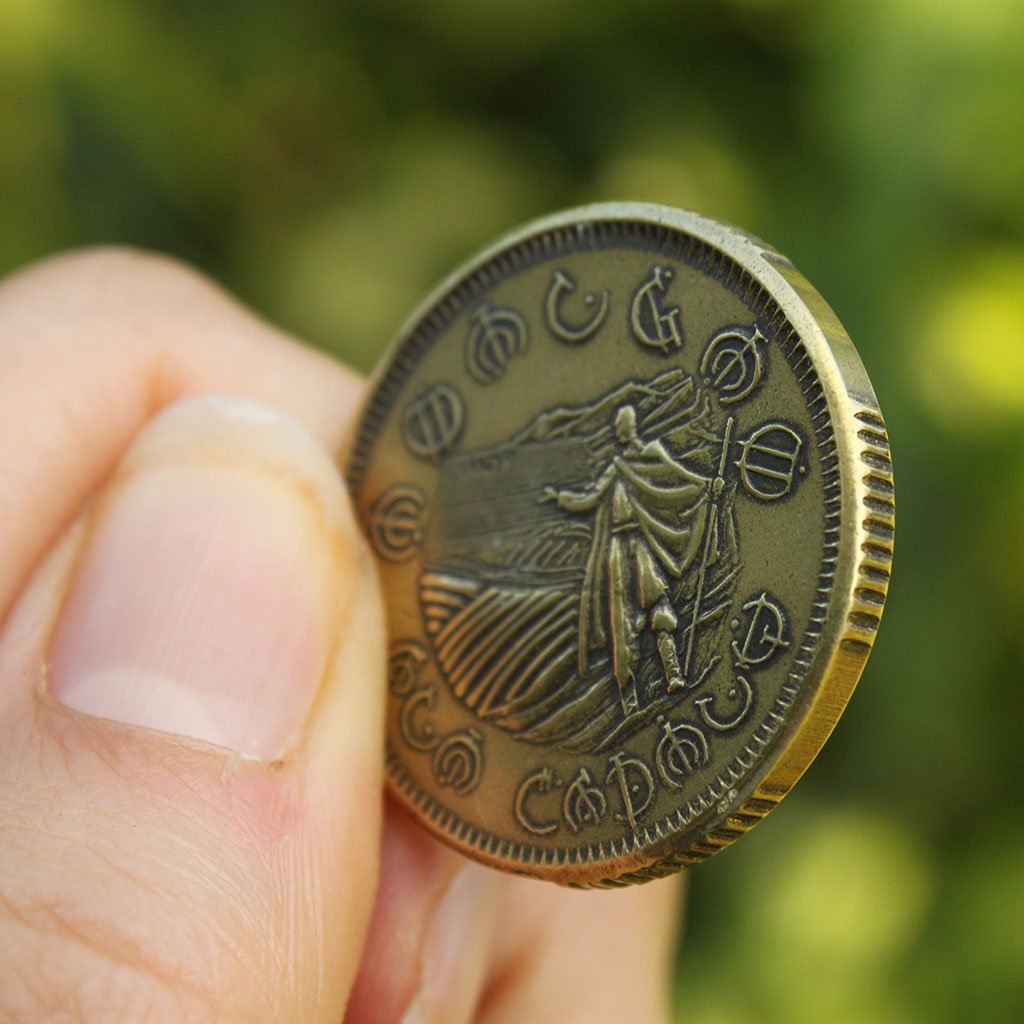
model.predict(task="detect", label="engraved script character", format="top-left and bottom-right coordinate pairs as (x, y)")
top-left (367, 484), bottom-right (426, 562)
top-left (399, 685), bottom-right (440, 752)
top-left (700, 326), bottom-right (766, 404)
top-left (630, 265), bottom-right (683, 351)
top-left (465, 303), bottom-right (528, 384)
top-left (403, 383), bottom-right (465, 460)
top-left (695, 676), bottom-right (754, 732)
top-left (654, 716), bottom-right (710, 789)
top-left (736, 422), bottom-right (805, 500)
top-left (731, 592), bottom-right (789, 668)
top-left (388, 639), bottom-right (428, 695)
top-left (605, 751), bottom-right (655, 832)
top-left (432, 729), bottom-right (484, 796)
top-left (514, 766), bottom-right (562, 836)
top-left (544, 269), bottom-right (610, 344)
top-left (563, 767), bottom-right (607, 833)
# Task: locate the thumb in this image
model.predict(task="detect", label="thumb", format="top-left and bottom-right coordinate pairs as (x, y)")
top-left (0, 395), bottom-right (385, 1021)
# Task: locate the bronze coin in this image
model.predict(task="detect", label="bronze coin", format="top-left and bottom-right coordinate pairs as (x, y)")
top-left (347, 203), bottom-right (893, 886)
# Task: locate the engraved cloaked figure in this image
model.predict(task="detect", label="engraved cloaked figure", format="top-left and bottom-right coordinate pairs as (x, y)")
top-left (542, 405), bottom-right (709, 714)
top-left (418, 369), bottom-right (740, 752)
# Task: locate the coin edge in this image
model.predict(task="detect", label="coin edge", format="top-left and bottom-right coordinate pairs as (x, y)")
top-left (347, 202), bottom-right (893, 886)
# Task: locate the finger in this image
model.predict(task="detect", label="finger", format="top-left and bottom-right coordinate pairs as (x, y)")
top-left (0, 246), bottom-right (360, 625)
top-left (0, 254), bottom-right (385, 1020)
top-left (345, 799), bottom-right (500, 1024)
top-left (346, 794), bottom-right (681, 1024)
top-left (2, 397), bottom-right (385, 1021)
top-left (477, 873), bottom-right (683, 1024)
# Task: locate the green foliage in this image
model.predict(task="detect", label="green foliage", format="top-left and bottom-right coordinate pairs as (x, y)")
top-left (2, 1), bottom-right (1021, 1019)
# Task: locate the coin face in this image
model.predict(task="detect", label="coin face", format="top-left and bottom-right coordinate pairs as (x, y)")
top-left (347, 203), bottom-right (893, 886)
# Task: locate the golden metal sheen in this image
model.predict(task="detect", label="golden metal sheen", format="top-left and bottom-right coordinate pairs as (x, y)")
top-left (347, 203), bottom-right (893, 887)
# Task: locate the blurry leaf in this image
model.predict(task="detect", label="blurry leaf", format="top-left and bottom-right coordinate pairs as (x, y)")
top-left (0, 0), bottom-right (65, 70)
top-left (677, 802), bottom-right (934, 1023)
top-left (258, 118), bottom-right (560, 369)
top-left (743, 806), bottom-right (934, 970)
top-left (914, 248), bottom-right (1024, 429)
top-left (589, 131), bottom-right (758, 227)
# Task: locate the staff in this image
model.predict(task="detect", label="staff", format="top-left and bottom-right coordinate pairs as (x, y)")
top-left (680, 415), bottom-right (734, 686)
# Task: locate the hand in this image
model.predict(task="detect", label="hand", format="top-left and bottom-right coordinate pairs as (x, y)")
top-left (0, 250), bottom-right (682, 1022)
top-left (539, 485), bottom-right (560, 504)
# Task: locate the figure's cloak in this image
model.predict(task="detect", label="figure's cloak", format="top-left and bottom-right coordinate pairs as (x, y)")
top-left (576, 439), bottom-right (708, 673)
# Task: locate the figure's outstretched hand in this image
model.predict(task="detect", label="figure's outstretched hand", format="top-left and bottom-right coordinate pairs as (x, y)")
top-left (539, 485), bottom-right (560, 504)
top-left (0, 250), bottom-right (682, 1022)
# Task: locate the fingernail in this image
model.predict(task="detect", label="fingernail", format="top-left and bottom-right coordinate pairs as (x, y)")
top-left (49, 395), bottom-right (356, 760)
top-left (401, 863), bottom-right (499, 1024)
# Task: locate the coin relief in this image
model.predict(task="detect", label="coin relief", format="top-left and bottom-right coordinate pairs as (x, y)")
top-left (348, 205), bottom-right (893, 886)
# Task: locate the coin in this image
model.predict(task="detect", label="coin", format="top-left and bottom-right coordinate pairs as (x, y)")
top-left (346, 203), bottom-right (893, 886)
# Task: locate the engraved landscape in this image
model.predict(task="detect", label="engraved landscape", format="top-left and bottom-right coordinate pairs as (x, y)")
top-left (418, 368), bottom-right (744, 754)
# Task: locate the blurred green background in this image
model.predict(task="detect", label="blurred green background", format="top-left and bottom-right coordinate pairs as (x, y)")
top-left (2, 0), bottom-right (1022, 1020)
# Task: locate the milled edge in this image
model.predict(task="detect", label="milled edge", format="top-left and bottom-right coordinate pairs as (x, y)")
top-left (844, 407), bottom-right (894, 652)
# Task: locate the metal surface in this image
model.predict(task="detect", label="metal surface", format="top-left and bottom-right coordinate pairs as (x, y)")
top-left (346, 203), bottom-right (893, 887)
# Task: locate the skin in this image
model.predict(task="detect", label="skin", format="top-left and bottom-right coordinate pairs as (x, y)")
top-left (0, 248), bottom-right (682, 1023)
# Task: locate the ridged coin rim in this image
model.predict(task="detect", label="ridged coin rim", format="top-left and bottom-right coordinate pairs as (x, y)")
top-left (346, 202), bottom-right (893, 886)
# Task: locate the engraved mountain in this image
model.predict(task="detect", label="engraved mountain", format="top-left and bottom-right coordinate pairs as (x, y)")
top-left (421, 369), bottom-right (740, 754)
